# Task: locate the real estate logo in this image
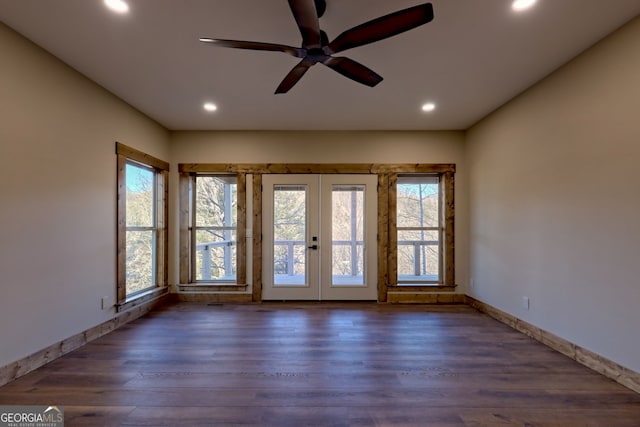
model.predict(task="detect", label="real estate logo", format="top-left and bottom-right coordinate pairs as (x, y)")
top-left (0, 406), bottom-right (64, 427)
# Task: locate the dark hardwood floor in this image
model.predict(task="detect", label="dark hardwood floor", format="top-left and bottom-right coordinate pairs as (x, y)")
top-left (1, 302), bottom-right (639, 426)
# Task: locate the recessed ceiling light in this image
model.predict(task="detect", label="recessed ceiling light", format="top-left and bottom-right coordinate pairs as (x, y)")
top-left (104, 0), bottom-right (129, 14)
top-left (422, 102), bottom-right (436, 112)
top-left (512, 0), bottom-right (537, 11)
top-left (203, 102), bottom-right (218, 112)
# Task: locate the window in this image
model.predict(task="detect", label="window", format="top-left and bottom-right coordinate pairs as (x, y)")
top-left (125, 162), bottom-right (157, 293)
top-left (387, 169), bottom-right (455, 292)
top-left (178, 167), bottom-right (247, 289)
top-left (396, 175), bottom-right (441, 284)
top-left (192, 175), bottom-right (238, 282)
top-left (116, 143), bottom-right (169, 309)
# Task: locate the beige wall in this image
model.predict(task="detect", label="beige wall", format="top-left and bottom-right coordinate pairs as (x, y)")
top-left (466, 17), bottom-right (640, 372)
top-left (0, 23), bottom-right (170, 367)
top-left (169, 131), bottom-right (468, 292)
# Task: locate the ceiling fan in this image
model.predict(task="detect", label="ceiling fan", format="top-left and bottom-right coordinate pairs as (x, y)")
top-left (199, 0), bottom-right (434, 94)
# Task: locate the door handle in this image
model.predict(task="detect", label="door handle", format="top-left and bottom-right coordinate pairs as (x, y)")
top-left (308, 245), bottom-right (318, 250)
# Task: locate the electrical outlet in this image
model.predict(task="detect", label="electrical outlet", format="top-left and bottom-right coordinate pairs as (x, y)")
top-left (470, 278), bottom-right (475, 289)
top-left (522, 296), bottom-right (530, 311)
top-left (101, 296), bottom-right (110, 310)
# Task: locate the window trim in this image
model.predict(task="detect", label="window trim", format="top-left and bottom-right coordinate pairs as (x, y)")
top-left (116, 142), bottom-right (170, 311)
top-left (179, 170), bottom-right (247, 287)
top-left (387, 170), bottom-right (455, 292)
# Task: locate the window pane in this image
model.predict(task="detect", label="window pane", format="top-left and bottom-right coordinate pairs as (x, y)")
top-left (397, 229), bottom-right (440, 283)
top-left (196, 176), bottom-right (237, 227)
top-left (332, 185), bottom-right (364, 286)
top-left (273, 185), bottom-right (306, 286)
top-left (195, 229), bottom-right (237, 281)
top-left (126, 163), bottom-right (154, 227)
top-left (194, 175), bottom-right (238, 282)
top-left (126, 230), bottom-right (156, 294)
top-left (397, 180), bottom-right (439, 228)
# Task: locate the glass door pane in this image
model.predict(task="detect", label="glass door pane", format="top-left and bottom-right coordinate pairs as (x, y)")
top-left (331, 185), bottom-right (364, 286)
top-left (273, 185), bottom-right (307, 286)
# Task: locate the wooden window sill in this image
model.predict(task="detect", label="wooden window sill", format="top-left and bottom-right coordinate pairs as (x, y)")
top-left (116, 286), bottom-right (169, 312)
top-left (387, 284), bottom-right (457, 292)
top-left (178, 284), bottom-right (248, 292)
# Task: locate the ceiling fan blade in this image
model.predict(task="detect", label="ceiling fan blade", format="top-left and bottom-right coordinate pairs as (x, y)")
top-left (326, 3), bottom-right (434, 54)
top-left (315, 0), bottom-right (326, 18)
top-left (288, 0), bottom-right (322, 49)
top-left (322, 57), bottom-right (383, 88)
top-left (199, 38), bottom-right (305, 58)
top-left (275, 59), bottom-right (316, 94)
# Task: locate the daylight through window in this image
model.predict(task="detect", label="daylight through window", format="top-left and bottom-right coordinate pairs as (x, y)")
top-left (396, 175), bottom-right (442, 285)
top-left (125, 162), bottom-right (157, 294)
top-left (116, 143), bottom-right (169, 308)
top-left (192, 175), bottom-right (238, 282)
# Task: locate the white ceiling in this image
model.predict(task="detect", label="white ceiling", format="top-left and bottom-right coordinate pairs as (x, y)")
top-left (1, 0), bottom-right (638, 131)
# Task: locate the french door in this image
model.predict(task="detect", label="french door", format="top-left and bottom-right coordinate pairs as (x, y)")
top-left (262, 174), bottom-right (377, 300)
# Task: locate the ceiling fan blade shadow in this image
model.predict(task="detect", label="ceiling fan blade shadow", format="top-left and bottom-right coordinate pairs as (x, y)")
top-left (275, 59), bottom-right (316, 94)
top-left (199, 38), bottom-right (305, 58)
top-left (322, 57), bottom-right (383, 87)
top-left (288, 0), bottom-right (322, 49)
top-left (326, 3), bottom-right (434, 54)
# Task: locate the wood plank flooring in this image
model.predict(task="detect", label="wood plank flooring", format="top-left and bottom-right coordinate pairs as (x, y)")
top-left (0, 302), bottom-right (638, 426)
